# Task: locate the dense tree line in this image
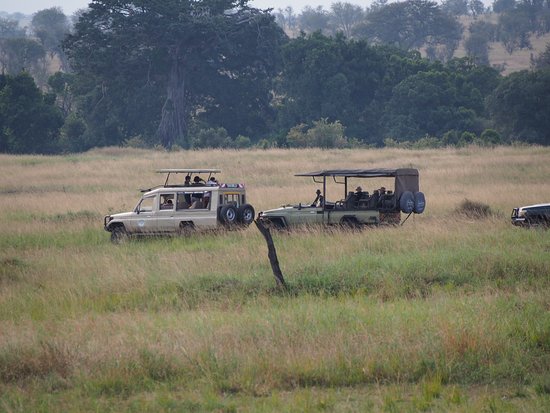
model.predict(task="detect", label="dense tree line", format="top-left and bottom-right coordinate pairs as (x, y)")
top-left (0, 0), bottom-right (549, 154)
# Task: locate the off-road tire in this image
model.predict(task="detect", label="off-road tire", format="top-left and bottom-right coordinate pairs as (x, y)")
top-left (237, 204), bottom-right (255, 226)
top-left (220, 205), bottom-right (238, 226)
top-left (399, 191), bottom-right (415, 214)
top-left (110, 226), bottom-right (128, 244)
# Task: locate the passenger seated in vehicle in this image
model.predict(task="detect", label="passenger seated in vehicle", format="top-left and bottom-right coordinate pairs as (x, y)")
top-left (184, 175), bottom-right (191, 186)
top-left (343, 191), bottom-right (356, 209)
top-left (189, 200), bottom-right (203, 209)
top-left (311, 189), bottom-right (324, 207)
top-left (206, 177), bottom-right (218, 186)
top-left (354, 186), bottom-right (369, 207)
top-left (161, 199), bottom-right (173, 209)
top-left (367, 190), bottom-right (380, 209)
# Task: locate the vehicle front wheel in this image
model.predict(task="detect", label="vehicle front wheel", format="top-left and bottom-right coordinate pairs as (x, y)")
top-left (110, 226), bottom-right (128, 244)
top-left (220, 205), bottom-right (238, 226)
top-left (237, 204), bottom-right (255, 226)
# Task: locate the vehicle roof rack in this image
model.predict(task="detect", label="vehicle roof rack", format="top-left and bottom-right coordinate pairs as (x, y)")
top-left (295, 168), bottom-right (418, 178)
top-left (156, 169), bottom-right (221, 174)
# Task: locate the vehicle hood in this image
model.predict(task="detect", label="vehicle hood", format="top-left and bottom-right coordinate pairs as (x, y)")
top-left (108, 211), bottom-right (136, 219)
top-left (260, 204), bottom-right (306, 215)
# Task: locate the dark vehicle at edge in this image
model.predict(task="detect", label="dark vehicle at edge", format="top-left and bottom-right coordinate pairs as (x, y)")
top-left (511, 203), bottom-right (550, 227)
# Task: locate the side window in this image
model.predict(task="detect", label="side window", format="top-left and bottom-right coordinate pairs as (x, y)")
top-left (138, 196), bottom-right (155, 213)
top-left (159, 193), bottom-right (175, 210)
top-left (179, 191), bottom-right (212, 210)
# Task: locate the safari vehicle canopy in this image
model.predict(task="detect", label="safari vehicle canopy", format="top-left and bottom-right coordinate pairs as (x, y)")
top-left (104, 168), bottom-right (255, 242)
top-left (295, 168), bottom-right (420, 199)
top-left (258, 168), bottom-right (425, 228)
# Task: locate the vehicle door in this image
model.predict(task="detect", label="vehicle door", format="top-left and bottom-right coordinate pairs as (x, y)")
top-left (287, 204), bottom-right (325, 226)
top-left (132, 195), bottom-right (157, 233)
top-left (156, 192), bottom-right (177, 232)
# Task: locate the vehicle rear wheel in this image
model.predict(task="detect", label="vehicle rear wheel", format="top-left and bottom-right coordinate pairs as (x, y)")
top-left (110, 226), bottom-right (128, 244)
top-left (220, 205), bottom-right (238, 226)
top-left (237, 204), bottom-right (255, 226)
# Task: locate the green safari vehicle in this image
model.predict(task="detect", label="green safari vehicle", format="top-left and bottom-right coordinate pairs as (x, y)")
top-left (258, 168), bottom-right (425, 229)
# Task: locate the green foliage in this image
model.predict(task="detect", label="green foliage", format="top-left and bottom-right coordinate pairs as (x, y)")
top-left (286, 119), bottom-right (348, 148)
top-left (477, 129), bottom-right (502, 146)
top-left (31, 7), bottom-right (70, 69)
top-left (64, 0), bottom-right (286, 148)
top-left (361, 0), bottom-right (463, 54)
top-left (487, 69), bottom-right (550, 145)
top-left (192, 127), bottom-right (230, 149)
top-left (0, 72), bottom-right (63, 153)
top-left (59, 113), bottom-right (87, 152)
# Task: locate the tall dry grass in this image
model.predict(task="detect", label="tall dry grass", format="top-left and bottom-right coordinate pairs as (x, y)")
top-left (0, 146), bottom-right (549, 412)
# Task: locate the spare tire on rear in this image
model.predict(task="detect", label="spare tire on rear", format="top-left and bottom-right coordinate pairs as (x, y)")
top-left (399, 191), bottom-right (415, 214)
top-left (237, 204), bottom-right (255, 226)
top-left (219, 205), bottom-right (238, 226)
top-left (413, 191), bottom-right (426, 214)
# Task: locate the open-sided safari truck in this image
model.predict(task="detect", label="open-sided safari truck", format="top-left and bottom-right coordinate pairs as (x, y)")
top-left (104, 169), bottom-right (255, 242)
top-left (258, 168), bottom-right (425, 229)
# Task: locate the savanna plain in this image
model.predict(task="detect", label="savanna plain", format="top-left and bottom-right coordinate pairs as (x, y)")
top-left (0, 146), bottom-right (549, 412)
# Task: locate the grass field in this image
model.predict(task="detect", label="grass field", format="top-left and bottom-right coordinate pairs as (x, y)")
top-left (1, 146), bottom-right (549, 412)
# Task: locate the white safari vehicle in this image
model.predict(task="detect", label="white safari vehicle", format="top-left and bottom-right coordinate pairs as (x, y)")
top-left (104, 169), bottom-right (254, 243)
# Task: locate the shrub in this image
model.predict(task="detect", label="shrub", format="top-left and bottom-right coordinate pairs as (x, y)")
top-left (123, 135), bottom-right (149, 149)
top-left (454, 199), bottom-right (493, 218)
top-left (192, 127), bottom-right (230, 148)
top-left (476, 129), bottom-right (503, 146)
top-left (233, 135), bottom-right (252, 149)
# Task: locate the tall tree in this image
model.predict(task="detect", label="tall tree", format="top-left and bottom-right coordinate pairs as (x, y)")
top-left (0, 72), bottom-right (63, 153)
top-left (0, 17), bottom-right (26, 38)
top-left (487, 69), bottom-right (550, 144)
top-left (361, 0), bottom-right (462, 58)
top-left (329, 2), bottom-right (365, 38)
top-left (298, 6), bottom-right (330, 34)
top-left (31, 7), bottom-right (70, 70)
top-left (64, 0), bottom-right (285, 147)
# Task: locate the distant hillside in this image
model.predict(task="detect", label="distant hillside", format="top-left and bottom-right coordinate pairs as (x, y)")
top-left (454, 14), bottom-right (550, 74)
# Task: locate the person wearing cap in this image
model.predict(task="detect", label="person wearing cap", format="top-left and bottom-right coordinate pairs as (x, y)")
top-left (311, 189), bottom-right (324, 207)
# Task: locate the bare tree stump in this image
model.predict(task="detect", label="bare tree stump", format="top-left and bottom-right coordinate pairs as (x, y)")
top-left (254, 219), bottom-right (287, 289)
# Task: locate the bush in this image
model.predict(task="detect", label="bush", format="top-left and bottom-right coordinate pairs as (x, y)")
top-left (58, 114), bottom-right (87, 153)
top-left (287, 119), bottom-right (348, 148)
top-left (123, 135), bottom-right (149, 149)
top-left (458, 131), bottom-right (477, 147)
top-left (192, 127), bottom-right (230, 148)
top-left (476, 129), bottom-right (503, 147)
top-left (233, 135), bottom-right (252, 149)
top-left (454, 199), bottom-right (493, 218)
